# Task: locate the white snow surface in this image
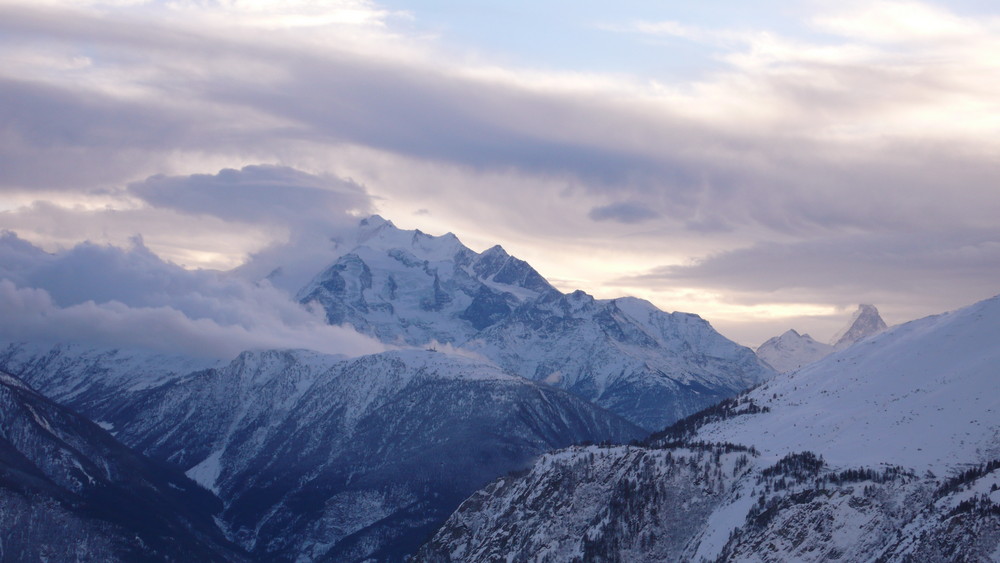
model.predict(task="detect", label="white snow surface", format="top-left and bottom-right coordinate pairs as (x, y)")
top-left (0, 370), bottom-right (32, 392)
top-left (186, 448), bottom-right (225, 493)
top-left (697, 294), bottom-right (1000, 474)
top-left (0, 340), bottom-right (221, 400)
top-left (755, 329), bottom-right (834, 374)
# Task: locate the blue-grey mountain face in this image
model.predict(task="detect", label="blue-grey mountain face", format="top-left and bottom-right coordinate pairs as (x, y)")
top-left (298, 216), bottom-right (774, 430)
top-left (1, 346), bottom-right (641, 562)
top-left (0, 370), bottom-right (244, 562)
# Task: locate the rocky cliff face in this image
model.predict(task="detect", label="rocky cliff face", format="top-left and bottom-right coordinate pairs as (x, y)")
top-left (417, 442), bottom-right (754, 562)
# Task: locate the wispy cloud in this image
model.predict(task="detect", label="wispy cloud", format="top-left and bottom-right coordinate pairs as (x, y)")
top-left (589, 202), bottom-right (661, 224)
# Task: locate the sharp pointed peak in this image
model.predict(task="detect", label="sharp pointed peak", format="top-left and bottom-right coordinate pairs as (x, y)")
top-left (481, 244), bottom-right (509, 256)
top-left (831, 303), bottom-right (888, 348)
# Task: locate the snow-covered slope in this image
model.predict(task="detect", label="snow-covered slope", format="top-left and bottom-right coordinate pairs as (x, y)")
top-left (697, 295), bottom-right (1000, 473)
top-left (756, 303), bottom-right (889, 374)
top-left (831, 303), bottom-right (888, 349)
top-left (755, 329), bottom-right (834, 373)
top-left (0, 370), bottom-right (244, 562)
top-left (0, 341), bottom-right (221, 416)
top-left (464, 292), bottom-right (770, 430)
top-left (2, 345), bottom-right (642, 562)
top-left (417, 443), bottom-right (755, 563)
top-left (297, 216), bottom-right (773, 430)
top-left (419, 294), bottom-right (1000, 562)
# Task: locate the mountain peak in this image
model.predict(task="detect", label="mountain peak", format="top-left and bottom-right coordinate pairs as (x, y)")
top-left (481, 244), bottom-right (509, 257)
top-left (756, 328), bottom-right (833, 373)
top-left (356, 214), bottom-right (399, 243)
top-left (831, 303), bottom-right (888, 349)
top-left (359, 214), bottom-right (393, 229)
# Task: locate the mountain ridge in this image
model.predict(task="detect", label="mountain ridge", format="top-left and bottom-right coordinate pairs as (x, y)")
top-left (756, 303), bottom-right (889, 373)
top-left (755, 329), bottom-right (834, 373)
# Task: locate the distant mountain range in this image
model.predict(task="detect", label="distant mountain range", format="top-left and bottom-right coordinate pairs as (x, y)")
top-left (0, 344), bottom-right (641, 561)
top-left (296, 216), bottom-right (773, 430)
top-left (2, 215), bottom-right (773, 561)
top-left (756, 303), bottom-right (888, 373)
top-left (4, 215), bottom-right (995, 562)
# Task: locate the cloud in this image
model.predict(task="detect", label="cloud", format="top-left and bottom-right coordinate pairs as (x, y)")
top-left (0, 279), bottom-right (385, 359)
top-left (0, 234), bottom-right (386, 359)
top-left (129, 165), bottom-right (379, 295)
top-left (813, 1), bottom-right (981, 43)
top-left (588, 202), bottom-right (660, 224)
top-left (623, 229), bottom-right (1000, 311)
top-left (0, 199), bottom-right (278, 270)
top-left (128, 165), bottom-right (372, 229)
top-left (3, 0), bottom-right (997, 238)
top-left (1, 165), bottom-right (376, 281)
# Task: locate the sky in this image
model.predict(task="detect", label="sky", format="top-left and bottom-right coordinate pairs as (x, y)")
top-left (1, 0), bottom-right (999, 349)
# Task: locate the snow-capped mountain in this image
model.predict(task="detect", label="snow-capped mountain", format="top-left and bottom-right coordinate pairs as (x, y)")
top-left (0, 370), bottom-right (244, 561)
top-left (831, 303), bottom-right (888, 349)
top-left (0, 341), bottom-right (222, 417)
top-left (755, 304), bottom-right (888, 373)
top-left (297, 216), bottom-right (773, 429)
top-left (0, 345), bottom-right (641, 561)
top-left (296, 216), bottom-right (554, 346)
top-left (698, 297), bottom-right (996, 472)
top-left (755, 329), bottom-right (833, 373)
top-left (419, 294), bottom-right (1000, 562)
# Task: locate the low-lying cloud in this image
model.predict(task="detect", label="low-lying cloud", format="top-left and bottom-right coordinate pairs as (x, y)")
top-left (623, 229), bottom-right (1000, 314)
top-left (0, 233), bottom-right (386, 359)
